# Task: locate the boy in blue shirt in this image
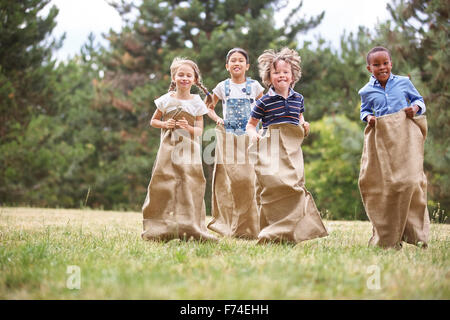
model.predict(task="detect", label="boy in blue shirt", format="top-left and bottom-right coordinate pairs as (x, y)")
top-left (358, 46), bottom-right (429, 249)
top-left (359, 46), bottom-right (426, 125)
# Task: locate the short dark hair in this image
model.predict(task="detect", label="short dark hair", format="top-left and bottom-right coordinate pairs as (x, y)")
top-left (366, 46), bottom-right (391, 65)
top-left (226, 48), bottom-right (249, 64)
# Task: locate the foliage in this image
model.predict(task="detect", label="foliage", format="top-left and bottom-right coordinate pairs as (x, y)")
top-left (104, 0), bottom-right (324, 87)
top-left (0, 0), bottom-right (62, 204)
top-left (303, 115), bottom-right (365, 220)
top-left (0, 0), bottom-right (63, 138)
top-left (298, 28), bottom-right (373, 122)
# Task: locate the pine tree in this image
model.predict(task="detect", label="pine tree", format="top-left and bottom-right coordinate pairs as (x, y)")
top-left (102, 0), bottom-right (324, 92)
top-left (0, 0), bottom-right (63, 139)
top-left (0, 0), bottom-right (64, 204)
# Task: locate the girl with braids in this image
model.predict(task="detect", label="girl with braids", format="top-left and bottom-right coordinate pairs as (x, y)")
top-left (246, 48), bottom-right (328, 244)
top-left (206, 48), bottom-right (264, 239)
top-left (141, 57), bottom-right (217, 242)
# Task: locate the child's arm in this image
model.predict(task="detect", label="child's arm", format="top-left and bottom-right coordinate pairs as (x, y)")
top-left (246, 117), bottom-right (262, 143)
top-left (247, 96), bottom-right (266, 142)
top-left (150, 109), bottom-right (176, 129)
top-left (366, 115), bottom-right (376, 127)
top-left (403, 79), bottom-right (425, 118)
top-left (299, 113), bottom-right (310, 136)
top-left (205, 93), bottom-right (224, 125)
top-left (176, 116), bottom-right (204, 137)
top-left (359, 92), bottom-right (376, 127)
top-left (405, 79), bottom-right (426, 116)
top-left (404, 105), bottom-right (420, 118)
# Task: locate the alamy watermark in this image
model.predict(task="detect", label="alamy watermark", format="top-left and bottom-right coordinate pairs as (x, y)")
top-left (366, 265), bottom-right (381, 290)
top-left (66, 265), bottom-right (81, 290)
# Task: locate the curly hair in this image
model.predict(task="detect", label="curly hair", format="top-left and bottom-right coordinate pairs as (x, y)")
top-left (168, 57), bottom-right (212, 105)
top-left (257, 47), bottom-right (302, 88)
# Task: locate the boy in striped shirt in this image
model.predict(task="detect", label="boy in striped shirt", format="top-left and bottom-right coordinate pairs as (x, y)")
top-left (245, 48), bottom-right (328, 244)
top-left (246, 47), bottom-right (309, 140)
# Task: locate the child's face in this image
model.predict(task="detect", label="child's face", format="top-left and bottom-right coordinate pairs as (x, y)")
top-left (366, 51), bottom-right (392, 86)
top-left (173, 64), bottom-right (196, 90)
top-left (226, 52), bottom-right (249, 78)
top-left (270, 60), bottom-right (293, 93)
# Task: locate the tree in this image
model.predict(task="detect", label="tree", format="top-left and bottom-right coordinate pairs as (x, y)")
top-left (0, 0), bottom-right (64, 204)
top-left (298, 27), bottom-right (374, 122)
top-left (0, 0), bottom-right (63, 139)
top-left (104, 0), bottom-right (324, 87)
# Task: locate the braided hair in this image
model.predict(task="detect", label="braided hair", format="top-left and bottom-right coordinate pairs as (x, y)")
top-left (168, 57), bottom-right (213, 105)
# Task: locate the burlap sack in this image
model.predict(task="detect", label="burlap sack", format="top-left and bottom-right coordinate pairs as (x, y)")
top-left (142, 109), bottom-right (217, 241)
top-left (250, 123), bottom-right (328, 243)
top-left (207, 125), bottom-right (259, 238)
top-left (359, 111), bottom-right (429, 248)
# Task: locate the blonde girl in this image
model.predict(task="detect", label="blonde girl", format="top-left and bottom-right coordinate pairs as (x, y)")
top-left (141, 57), bottom-right (217, 242)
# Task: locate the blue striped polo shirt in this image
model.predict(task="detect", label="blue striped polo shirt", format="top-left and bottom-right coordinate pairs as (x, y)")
top-left (250, 87), bottom-right (304, 128)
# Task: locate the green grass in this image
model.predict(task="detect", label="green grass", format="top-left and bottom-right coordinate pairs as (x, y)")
top-left (0, 207), bottom-right (449, 299)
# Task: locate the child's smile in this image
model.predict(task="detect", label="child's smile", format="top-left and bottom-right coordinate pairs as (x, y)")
top-left (174, 64), bottom-right (195, 90)
top-left (226, 52), bottom-right (249, 80)
top-left (270, 60), bottom-right (293, 95)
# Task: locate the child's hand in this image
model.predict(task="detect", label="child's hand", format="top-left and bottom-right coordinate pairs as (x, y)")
top-left (176, 117), bottom-right (190, 129)
top-left (302, 121), bottom-right (310, 136)
top-left (216, 117), bottom-right (224, 126)
top-left (366, 115), bottom-right (376, 127)
top-left (165, 119), bottom-right (176, 129)
top-left (249, 131), bottom-right (262, 144)
top-left (404, 105), bottom-right (419, 118)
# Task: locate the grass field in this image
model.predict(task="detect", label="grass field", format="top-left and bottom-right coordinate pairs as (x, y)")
top-left (0, 207), bottom-right (449, 299)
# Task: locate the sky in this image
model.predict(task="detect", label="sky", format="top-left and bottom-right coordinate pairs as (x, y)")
top-left (46, 0), bottom-right (391, 62)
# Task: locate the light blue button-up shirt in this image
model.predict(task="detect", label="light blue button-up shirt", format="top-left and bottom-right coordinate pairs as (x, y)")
top-left (358, 73), bottom-right (426, 122)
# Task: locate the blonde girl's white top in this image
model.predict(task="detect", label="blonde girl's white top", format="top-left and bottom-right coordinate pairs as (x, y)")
top-left (154, 93), bottom-right (209, 116)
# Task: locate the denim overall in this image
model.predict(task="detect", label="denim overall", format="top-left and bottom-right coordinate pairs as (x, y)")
top-left (224, 78), bottom-right (253, 135)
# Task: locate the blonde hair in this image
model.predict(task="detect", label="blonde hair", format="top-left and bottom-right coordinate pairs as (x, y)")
top-left (168, 57), bottom-right (212, 105)
top-left (257, 47), bottom-right (302, 88)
